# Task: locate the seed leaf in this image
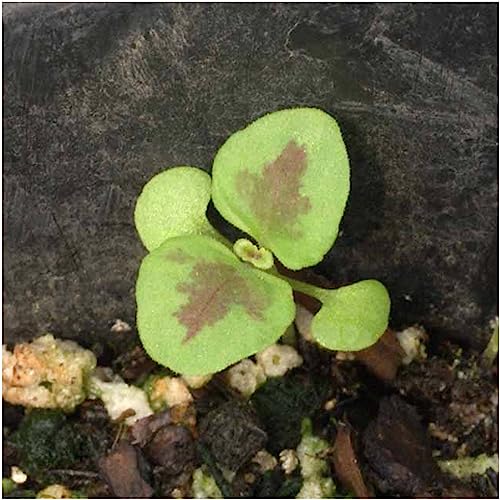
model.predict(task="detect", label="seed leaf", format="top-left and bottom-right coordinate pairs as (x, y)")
top-left (212, 108), bottom-right (350, 270)
top-left (136, 235), bottom-right (295, 375)
top-left (311, 280), bottom-right (390, 351)
top-left (134, 166), bottom-right (217, 251)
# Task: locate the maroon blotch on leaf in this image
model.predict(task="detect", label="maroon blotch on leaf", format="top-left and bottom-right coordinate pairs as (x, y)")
top-left (236, 140), bottom-right (311, 237)
top-left (164, 248), bottom-right (193, 264)
top-left (174, 260), bottom-right (267, 343)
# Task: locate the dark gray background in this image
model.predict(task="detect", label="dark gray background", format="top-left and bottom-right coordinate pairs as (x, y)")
top-left (3, 3), bottom-right (498, 348)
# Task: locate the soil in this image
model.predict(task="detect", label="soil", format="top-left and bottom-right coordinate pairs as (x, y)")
top-left (2, 316), bottom-right (498, 499)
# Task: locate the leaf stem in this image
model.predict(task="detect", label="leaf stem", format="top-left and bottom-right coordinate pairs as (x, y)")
top-left (272, 272), bottom-right (332, 303)
top-left (482, 317), bottom-right (499, 367)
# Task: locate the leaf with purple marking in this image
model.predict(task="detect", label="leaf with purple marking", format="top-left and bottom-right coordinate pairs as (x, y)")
top-left (212, 108), bottom-right (350, 270)
top-left (136, 235), bottom-right (295, 375)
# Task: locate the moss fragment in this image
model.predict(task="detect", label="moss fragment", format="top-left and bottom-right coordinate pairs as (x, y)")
top-left (11, 409), bottom-right (106, 480)
top-left (250, 374), bottom-right (325, 454)
top-left (482, 317), bottom-right (499, 366)
top-left (192, 467), bottom-right (223, 499)
top-left (2, 478), bottom-right (17, 495)
top-left (296, 419), bottom-right (335, 498)
top-left (438, 453), bottom-right (499, 479)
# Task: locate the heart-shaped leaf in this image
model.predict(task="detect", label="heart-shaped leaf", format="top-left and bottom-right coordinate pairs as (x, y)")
top-left (311, 280), bottom-right (390, 351)
top-left (134, 166), bottom-right (217, 251)
top-left (211, 108), bottom-right (350, 270)
top-left (136, 235), bottom-right (295, 375)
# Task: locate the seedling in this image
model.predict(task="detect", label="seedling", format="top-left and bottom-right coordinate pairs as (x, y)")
top-left (135, 108), bottom-right (390, 375)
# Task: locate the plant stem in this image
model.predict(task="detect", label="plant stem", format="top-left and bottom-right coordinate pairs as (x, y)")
top-left (482, 317), bottom-right (499, 367)
top-left (273, 273), bottom-right (332, 304)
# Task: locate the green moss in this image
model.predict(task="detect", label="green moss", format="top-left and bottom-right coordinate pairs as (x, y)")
top-left (482, 317), bottom-right (499, 366)
top-left (192, 467), bottom-right (223, 499)
top-left (252, 469), bottom-right (303, 499)
top-left (250, 374), bottom-right (325, 454)
top-left (11, 409), bottom-right (106, 479)
top-left (438, 453), bottom-right (499, 479)
top-left (142, 373), bottom-right (169, 412)
top-left (2, 479), bottom-right (17, 495)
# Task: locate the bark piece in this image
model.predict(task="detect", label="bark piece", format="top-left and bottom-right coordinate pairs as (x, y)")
top-left (332, 423), bottom-right (372, 498)
top-left (144, 424), bottom-right (195, 475)
top-left (362, 395), bottom-right (437, 496)
top-left (131, 410), bottom-right (173, 447)
top-left (199, 401), bottom-right (267, 471)
top-left (354, 329), bottom-right (404, 381)
top-left (112, 346), bottom-right (157, 383)
top-left (98, 441), bottom-right (153, 498)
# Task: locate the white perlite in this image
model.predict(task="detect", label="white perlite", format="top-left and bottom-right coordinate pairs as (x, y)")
top-left (183, 374), bottom-right (212, 389)
top-left (11, 466), bottom-right (27, 484)
top-left (438, 453), bottom-right (499, 479)
top-left (36, 484), bottom-right (72, 498)
top-left (89, 369), bottom-right (153, 425)
top-left (149, 376), bottom-right (193, 410)
top-left (396, 325), bottom-right (428, 364)
top-left (280, 449), bottom-right (299, 475)
top-left (256, 344), bottom-right (303, 378)
top-left (296, 419), bottom-right (335, 498)
top-left (226, 359), bottom-right (266, 398)
top-left (252, 450), bottom-right (278, 472)
top-left (110, 319), bottom-right (132, 333)
top-left (192, 467), bottom-right (222, 499)
top-left (2, 334), bottom-right (96, 411)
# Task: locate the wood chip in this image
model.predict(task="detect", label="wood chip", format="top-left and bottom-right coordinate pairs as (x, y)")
top-left (98, 441), bottom-right (153, 498)
top-left (353, 329), bottom-right (404, 381)
top-left (332, 423), bottom-right (372, 498)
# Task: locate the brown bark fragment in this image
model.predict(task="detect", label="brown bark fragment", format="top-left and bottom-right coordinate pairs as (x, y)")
top-left (98, 441), bottom-right (153, 498)
top-left (363, 396), bottom-right (438, 496)
top-left (353, 329), bottom-right (404, 381)
top-left (144, 424), bottom-right (195, 474)
top-left (332, 423), bottom-right (372, 498)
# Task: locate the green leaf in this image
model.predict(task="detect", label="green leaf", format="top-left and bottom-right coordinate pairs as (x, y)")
top-left (134, 166), bottom-right (218, 251)
top-left (311, 280), bottom-right (390, 351)
top-left (233, 238), bottom-right (274, 270)
top-left (211, 108), bottom-right (350, 270)
top-left (136, 235), bottom-right (295, 375)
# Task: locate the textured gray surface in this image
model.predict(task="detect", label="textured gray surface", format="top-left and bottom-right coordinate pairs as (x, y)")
top-left (3, 3), bottom-right (498, 348)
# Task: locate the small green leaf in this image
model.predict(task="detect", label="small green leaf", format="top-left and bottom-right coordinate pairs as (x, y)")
top-left (212, 108), bottom-right (350, 270)
top-left (136, 235), bottom-right (295, 375)
top-left (233, 238), bottom-right (274, 270)
top-left (134, 166), bottom-right (218, 251)
top-left (311, 280), bottom-right (390, 351)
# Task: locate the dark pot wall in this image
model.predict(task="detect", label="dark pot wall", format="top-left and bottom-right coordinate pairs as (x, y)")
top-left (3, 3), bottom-right (498, 349)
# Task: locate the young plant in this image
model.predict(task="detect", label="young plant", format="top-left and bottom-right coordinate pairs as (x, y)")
top-left (134, 108), bottom-right (390, 375)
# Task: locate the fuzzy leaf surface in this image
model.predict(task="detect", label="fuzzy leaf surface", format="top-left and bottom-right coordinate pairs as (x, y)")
top-left (134, 166), bottom-right (216, 251)
top-left (212, 108), bottom-right (350, 270)
top-left (136, 235), bottom-right (295, 375)
top-left (311, 280), bottom-right (390, 351)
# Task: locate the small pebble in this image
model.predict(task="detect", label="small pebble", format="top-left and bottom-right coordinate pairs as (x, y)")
top-left (324, 399), bottom-right (336, 411)
top-left (11, 466), bottom-right (27, 484)
top-left (244, 473), bottom-right (256, 484)
top-left (252, 450), bottom-right (278, 472)
top-left (279, 449), bottom-right (299, 475)
top-left (36, 484), bottom-right (72, 498)
top-left (110, 319), bottom-right (132, 333)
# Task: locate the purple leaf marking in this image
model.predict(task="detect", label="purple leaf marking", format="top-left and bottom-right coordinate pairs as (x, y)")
top-left (173, 260), bottom-right (267, 343)
top-left (236, 140), bottom-right (311, 237)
